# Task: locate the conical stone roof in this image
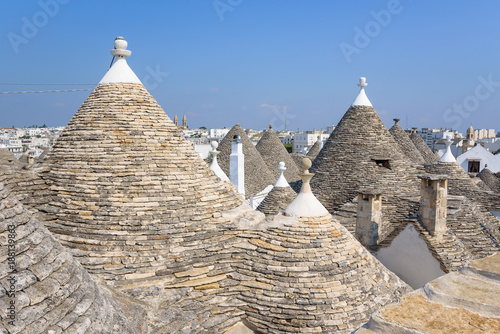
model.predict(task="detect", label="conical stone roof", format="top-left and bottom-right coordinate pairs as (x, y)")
top-left (389, 119), bottom-right (425, 164)
top-left (42, 39), bottom-right (244, 282)
top-left (255, 125), bottom-right (300, 183)
top-left (216, 124), bottom-right (275, 198)
top-left (478, 167), bottom-right (500, 193)
top-left (0, 148), bottom-right (23, 168)
top-left (310, 81), bottom-right (420, 216)
top-left (410, 131), bottom-right (438, 163)
top-left (238, 161), bottom-right (411, 333)
top-left (0, 183), bottom-right (140, 333)
top-left (257, 162), bottom-right (297, 215)
top-left (289, 153), bottom-right (305, 170)
top-left (306, 138), bottom-right (321, 160)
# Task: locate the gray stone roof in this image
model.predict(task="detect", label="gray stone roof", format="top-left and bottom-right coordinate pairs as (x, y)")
top-left (0, 183), bottom-right (140, 333)
top-left (41, 82), bottom-right (244, 282)
top-left (237, 213), bottom-right (411, 333)
top-left (255, 126), bottom-right (300, 183)
top-left (388, 120), bottom-right (425, 164)
top-left (256, 186), bottom-right (296, 215)
top-left (410, 131), bottom-right (438, 163)
top-left (309, 105), bottom-right (421, 220)
top-left (425, 161), bottom-right (500, 212)
top-left (216, 124), bottom-right (276, 198)
top-left (478, 167), bottom-right (500, 193)
top-left (306, 139), bottom-right (320, 160)
top-left (289, 153), bottom-right (305, 170)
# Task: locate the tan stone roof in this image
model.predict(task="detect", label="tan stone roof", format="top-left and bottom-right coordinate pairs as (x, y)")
top-left (255, 126), bottom-right (300, 183)
top-left (0, 148), bottom-right (23, 168)
top-left (216, 124), bottom-right (275, 198)
top-left (410, 131), bottom-right (438, 163)
top-left (388, 121), bottom-right (425, 164)
top-left (306, 139), bottom-right (321, 160)
top-left (0, 183), bottom-right (140, 333)
top-left (358, 252), bottom-right (500, 333)
top-left (42, 82), bottom-right (244, 281)
top-left (309, 105), bottom-right (421, 226)
top-left (236, 213), bottom-right (411, 333)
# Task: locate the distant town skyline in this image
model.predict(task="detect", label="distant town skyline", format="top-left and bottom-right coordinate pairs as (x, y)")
top-left (2, 1), bottom-right (500, 134)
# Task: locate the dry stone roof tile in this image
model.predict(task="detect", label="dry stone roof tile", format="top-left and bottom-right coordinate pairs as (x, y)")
top-left (235, 213), bottom-right (411, 333)
top-left (256, 186), bottom-right (296, 215)
top-left (410, 132), bottom-right (438, 163)
top-left (388, 120), bottom-right (425, 164)
top-left (0, 183), bottom-right (141, 333)
top-left (478, 167), bottom-right (500, 193)
top-left (255, 126), bottom-right (300, 183)
top-left (309, 105), bottom-right (421, 222)
top-left (41, 82), bottom-right (244, 281)
top-left (306, 139), bottom-right (321, 160)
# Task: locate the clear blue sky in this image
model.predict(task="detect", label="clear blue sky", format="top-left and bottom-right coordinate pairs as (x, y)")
top-left (1, 0), bottom-right (500, 134)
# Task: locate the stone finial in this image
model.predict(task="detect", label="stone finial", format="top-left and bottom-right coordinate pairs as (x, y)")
top-left (269, 124), bottom-right (273, 130)
top-left (210, 141), bottom-right (229, 181)
top-left (99, 36), bottom-right (141, 84)
top-left (439, 134), bottom-right (456, 163)
top-left (274, 161), bottom-right (289, 188)
top-left (285, 157), bottom-right (329, 217)
top-left (393, 118), bottom-right (400, 124)
top-left (300, 157), bottom-right (312, 174)
top-left (358, 77), bottom-right (368, 88)
top-left (352, 77), bottom-right (373, 107)
top-left (111, 36), bottom-right (131, 58)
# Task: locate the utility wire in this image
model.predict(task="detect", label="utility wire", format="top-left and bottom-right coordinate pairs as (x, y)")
top-left (0, 89), bottom-right (93, 94)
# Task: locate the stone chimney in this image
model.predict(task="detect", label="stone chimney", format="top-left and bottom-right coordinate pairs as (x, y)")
top-left (28, 151), bottom-right (35, 165)
top-left (230, 135), bottom-right (245, 197)
top-left (418, 174), bottom-right (448, 236)
top-left (355, 190), bottom-right (382, 248)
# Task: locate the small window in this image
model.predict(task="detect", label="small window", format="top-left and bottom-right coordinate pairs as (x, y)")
top-left (372, 159), bottom-right (391, 169)
top-left (468, 160), bottom-right (480, 173)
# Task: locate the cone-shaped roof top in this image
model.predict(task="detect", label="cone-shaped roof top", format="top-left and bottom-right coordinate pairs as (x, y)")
top-left (389, 119), bottom-right (425, 164)
top-left (0, 183), bottom-right (139, 333)
top-left (43, 37), bottom-right (243, 281)
top-left (289, 152), bottom-right (305, 170)
top-left (310, 79), bottom-right (420, 214)
top-left (410, 130), bottom-right (438, 163)
top-left (257, 162), bottom-right (297, 215)
top-left (256, 125), bottom-right (300, 183)
top-left (306, 138), bottom-right (321, 160)
top-left (216, 124), bottom-right (275, 198)
top-left (478, 167), bottom-right (500, 193)
top-left (0, 148), bottom-right (23, 168)
top-left (240, 212), bottom-right (411, 332)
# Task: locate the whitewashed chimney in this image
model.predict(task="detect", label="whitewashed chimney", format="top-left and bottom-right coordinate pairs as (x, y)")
top-left (230, 135), bottom-right (245, 197)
